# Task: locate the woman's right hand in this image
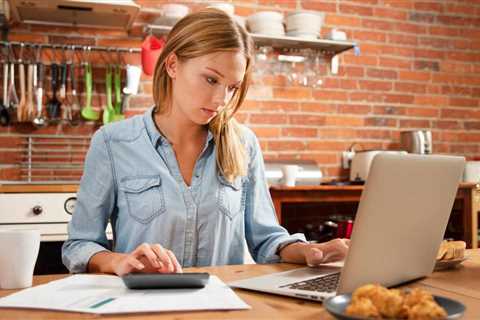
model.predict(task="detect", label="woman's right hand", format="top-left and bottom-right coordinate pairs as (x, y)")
top-left (111, 243), bottom-right (183, 276)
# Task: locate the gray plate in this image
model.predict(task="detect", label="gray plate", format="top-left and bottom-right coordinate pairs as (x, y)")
top-left (325, 293), bottom-right (465, 320)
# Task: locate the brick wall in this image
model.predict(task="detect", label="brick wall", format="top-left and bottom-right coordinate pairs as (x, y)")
top-left (1, 0), bottom-right (479, 181)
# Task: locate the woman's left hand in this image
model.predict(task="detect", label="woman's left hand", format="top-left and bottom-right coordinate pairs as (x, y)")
top-left (303, 238), bottom-right (350, 266)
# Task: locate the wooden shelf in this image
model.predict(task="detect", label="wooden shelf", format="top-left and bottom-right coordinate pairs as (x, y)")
top-left (145, 24), bottom-right (356, 56)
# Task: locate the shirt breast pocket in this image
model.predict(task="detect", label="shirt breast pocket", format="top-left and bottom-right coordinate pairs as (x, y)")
top-left (120, 175), bottom-right (166, 224)
top-left (217, 174), bottom-right (246, 220)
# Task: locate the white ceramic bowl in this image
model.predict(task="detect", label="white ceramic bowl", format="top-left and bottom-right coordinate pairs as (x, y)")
top-left (286, 11), bottom-right (324, 34)
top-left (161, 4), bottom-right (189, 18)
top-left (247, 11), bottom-right (283, 23)
top-left (206, 3), bottom-right (235, 16)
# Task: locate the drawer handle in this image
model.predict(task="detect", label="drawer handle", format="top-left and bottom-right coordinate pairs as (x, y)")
top-left (32, 205), bottom-right (43, 215)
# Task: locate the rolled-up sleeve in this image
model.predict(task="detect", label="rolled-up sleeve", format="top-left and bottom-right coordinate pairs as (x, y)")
top-left (244, 131), bottom-right (306, 263)
top-left (62, 128), bottom-right (116, 273)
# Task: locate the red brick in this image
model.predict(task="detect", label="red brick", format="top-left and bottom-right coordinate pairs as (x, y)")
top-left (394, 82), bottom-right (427, 94)
top-left (307, 141), bottom-right (351, 152)
top-left (414, 49), bottom-right (445, 60)
top-left (273, 87), bottom-right (311, 100)
top-left (339, 4), bottom-right (374, 16)
top-left (349, 92), bottom-right (384, 102)
top-left (365, 117), bottom-right (398, 127)
top-left (325, 15), bottom-right (362, 28)
top-left (358, 80), bottom-right (392, 91)
top-left (366, 68), bottom-right (398, 80)
top-left (289, 115), bottom-right (326, 126)
top-left (356, 129), bottom-right (392, 139)
top-left (398, 71), bottom-right (431, 82)
top-left (258, 0), bottom-right (296, 8)
top-left (373, 106), bottom-right (406, 115)
top-left (373, 7), bottom-right (408, 20)
top-left (250, 114), bottom-right (288, 125)
top-left (312, 90), bottom-right (348, 101)
top-left (446, 52), bottom-right (480, 63)
top-left (261, 101), bottom-right (300, 112)
top-left (464, 122), bottom-right (480, 130)
top-left (399, 119), bottom-right (431, 128)
top-left (251, 127), bottom-right (280, 138)
top-left (429, 26), bottom-right (459, 37)
top-left (324, 116), bottom-right (364, 127)
top-left (433, 120), bottom-right (461, 130)
top-left (362, 19), bottom-right (394, 31)
top-left (379, 57), bottom-right (411, 69)
top-left (406, 107), bottom-right (439, 118)
top-left (337, 104), bottom-right (371, 114)
top-left (318, 128), bottom-right (357, 139)
top-left (449, 97), bottom-right (479, 108)
top-left (344, 54), bottom-right (378, 66)
top-left (388, 34), bottom-right (418, 46)
top-left (343, 66), bottom-right (365, 77)
top-left (414, 96), bottom-right (448, 106)
top-left (281, 128), bottom-right (317, 138)
top-left (441, 108), bottom-right (476, 119)
top-left (414, 2), bottom-right (445, 13)
top-left (8, 33), bottom-right (48, 43)
top-left (268, 141), bottom-right (306, 152)
top-left (352, 30), bottom-right (386, 43)
top-left (299, 153), bottom-right (339, 165)
top-left (394, 22), bottom-right (427, 34)
top-left (383, 0), bottom-right (414, 9)
top-left (300, 103), bottom-right (337, 113)
top-left (459, 132), bottom-right (480, 143)
top-left (301, 1), bottom-right (337, 12)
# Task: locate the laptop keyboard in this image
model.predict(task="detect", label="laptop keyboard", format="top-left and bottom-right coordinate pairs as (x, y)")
top-left (279, 272), bottom-right (340, 293)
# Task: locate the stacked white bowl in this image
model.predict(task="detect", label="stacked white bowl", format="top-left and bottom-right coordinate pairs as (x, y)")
top-left (285, 11), bottom-right (324, 39)
top-left (154, 4), bottom-right (190, 26)
top-left (247, 11), bottom-right (284, 36)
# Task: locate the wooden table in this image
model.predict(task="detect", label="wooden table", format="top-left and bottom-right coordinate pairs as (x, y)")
top-left (1, 250), bottom-right (479, 319)
top-left (270, 183), bottom-right (480, 249)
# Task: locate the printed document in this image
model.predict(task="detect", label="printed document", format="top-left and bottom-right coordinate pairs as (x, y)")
top-left (0, 274), bottom-right (250, 314)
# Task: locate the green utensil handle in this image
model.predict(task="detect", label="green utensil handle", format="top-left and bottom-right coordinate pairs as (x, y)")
top-left (85, 63), bottom-right (92, 108)
top-left (114, 64), bottom-right (122, 113)
top-left (106, 64), bottom-right (113, 109)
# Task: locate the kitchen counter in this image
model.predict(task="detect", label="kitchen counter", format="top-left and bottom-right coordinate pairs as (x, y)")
top-left (0, 184), bottom-right (78, 193)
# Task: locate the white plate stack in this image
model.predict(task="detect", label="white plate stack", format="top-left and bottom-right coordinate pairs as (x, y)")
top-left (247, 11), bottom-right (284, 36)
top-left (285, 11), bottom-right (324, 39)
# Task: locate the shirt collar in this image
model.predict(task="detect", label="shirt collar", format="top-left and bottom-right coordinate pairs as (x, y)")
top-left (143, 106), bottom-right (215, 147)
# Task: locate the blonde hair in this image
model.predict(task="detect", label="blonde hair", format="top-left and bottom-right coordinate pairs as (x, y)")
top-left (152, 9), bottom-right (254, 182)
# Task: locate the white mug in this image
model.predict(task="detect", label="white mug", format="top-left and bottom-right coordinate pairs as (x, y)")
top-left (281, 165), bottom-right (300, 187)
top-left (0, 229), bottom-right (40, 289)
top-left (123, 64), bottom-right (142, 95)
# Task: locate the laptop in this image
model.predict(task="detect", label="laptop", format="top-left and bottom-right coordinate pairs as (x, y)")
top-left (230, 153), bottom-right (465, 301)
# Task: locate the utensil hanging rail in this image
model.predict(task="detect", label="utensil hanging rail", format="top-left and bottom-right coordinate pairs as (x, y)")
top-left (0, 41), bottom-right (141, 53)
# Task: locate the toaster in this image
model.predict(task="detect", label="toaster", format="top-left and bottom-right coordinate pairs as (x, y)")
top-left (350, 150), bottom-right (407, 182)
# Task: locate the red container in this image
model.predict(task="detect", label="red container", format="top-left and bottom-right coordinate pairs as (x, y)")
top-left (141, 35), bottom-right (165, 76)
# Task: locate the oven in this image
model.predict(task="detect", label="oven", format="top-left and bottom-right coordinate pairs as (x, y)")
top-left (0, 191), bottom-right (112, 274)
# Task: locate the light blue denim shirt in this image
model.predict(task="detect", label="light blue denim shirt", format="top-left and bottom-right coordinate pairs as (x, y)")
top-left (62, 107), bottom-right (306, 273)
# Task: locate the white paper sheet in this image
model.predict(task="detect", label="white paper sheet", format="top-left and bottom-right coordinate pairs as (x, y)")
top-left (0, 274), bottom-right (250, 314)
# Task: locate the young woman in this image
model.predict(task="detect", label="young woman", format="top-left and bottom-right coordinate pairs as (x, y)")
top-left (62, 9), bottom-right (349, 276)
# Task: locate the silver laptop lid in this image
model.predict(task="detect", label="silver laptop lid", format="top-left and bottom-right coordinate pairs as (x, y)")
top-left (337, 153), bottom-right (465, 294)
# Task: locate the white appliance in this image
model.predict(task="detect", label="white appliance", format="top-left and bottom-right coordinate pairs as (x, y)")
top-left (350, 150), bottom-right (407, 182)
top-left (0, 192), bottom-right (112, 241)
top-left (9, 0), bottom-right (140, 30)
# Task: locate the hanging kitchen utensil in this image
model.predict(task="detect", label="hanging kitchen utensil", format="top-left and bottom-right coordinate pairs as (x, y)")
top-left (33, 62), bottom-right (46, 127)
top-left (46, 62), bottom-right (61, 121)
top-left (0, 61), bottom-right (9, 126)
top-left (26, 61), bottom-right (36, 120)
top-left (59, 61), bottom-right (69, 122)
top-left (7, 60), bottom-right (19, 121)
top-left (80, 62), bottom-right (99, 120)
top-left (102, 64), bottom-right (115, 124)
top-left (113, 63), bottom-right (125, 122)
top-left (69, 60), bottom-right (81, 125)
top-left (16, 60), bottom-right (27, 122)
